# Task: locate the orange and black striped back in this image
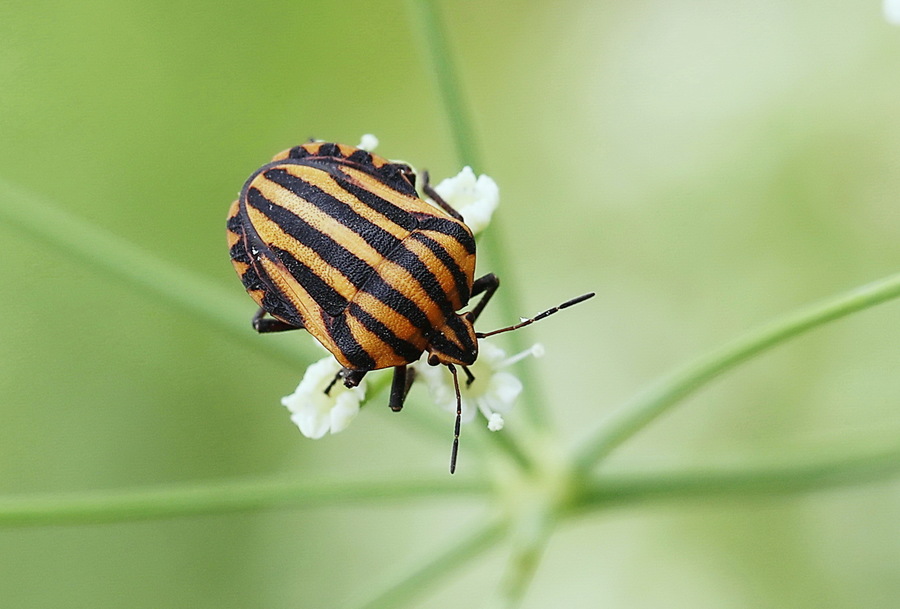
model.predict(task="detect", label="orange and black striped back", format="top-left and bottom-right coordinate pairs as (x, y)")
top-left (227, 142), bottom-right (477, 371)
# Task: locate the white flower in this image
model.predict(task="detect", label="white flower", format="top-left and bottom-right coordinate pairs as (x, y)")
top-left (357, 134), bottom-right (379, 152)
top-left (431, 167), bottom-right (499, 234)
top-left (281, 357), bottom-right (366, 439)
top-left (415, 342), bottom-right (544, 431)
top-left (886, 0), bottom-right (900, 24)
top-left (487, 412), bottom-right (505, 432)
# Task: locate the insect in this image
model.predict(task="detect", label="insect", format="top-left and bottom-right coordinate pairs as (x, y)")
top-left (227, 141), bottom-right (593, 472)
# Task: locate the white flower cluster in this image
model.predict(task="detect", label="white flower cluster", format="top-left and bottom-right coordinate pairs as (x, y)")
top-left (430, 166), bottom-right (499, 235)
top-left (281, 357), bottom-right (366, 439)
top-left (887, 0), bottom-right (900, 24)
top-left (278, 134), bottom-right (528, 440)
top-left (414, 342), bottom-right (544, 433)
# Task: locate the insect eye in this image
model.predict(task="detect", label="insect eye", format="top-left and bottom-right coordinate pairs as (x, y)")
top-left (427, 354), bottom-right (440, 366)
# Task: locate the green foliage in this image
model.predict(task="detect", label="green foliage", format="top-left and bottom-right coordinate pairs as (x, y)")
top-left (2, 1), bottom-right (900, 608)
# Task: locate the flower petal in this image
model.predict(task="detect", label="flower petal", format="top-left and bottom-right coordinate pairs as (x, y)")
top-left (357, 133), bottom-right (379, 152)
top-left (484, 372), bottom-right (523, 413)
top-left (281, 357), bottom-right (365, 438)
top-left (433, 167), bottom-right (499, 234)
top-left (886, 0), bottom-right (900, 24)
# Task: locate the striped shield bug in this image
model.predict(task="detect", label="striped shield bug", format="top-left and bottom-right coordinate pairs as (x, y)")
top-left (227, 141), bottom-right (593, 472)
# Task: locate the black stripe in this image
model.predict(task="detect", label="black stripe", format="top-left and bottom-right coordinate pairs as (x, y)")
top-left (226, 211), bottom-right (244, 235)
top-left (332, 171), bottom-right (419, 231)
top-left (442, 314), bottom-right (477, 363)
top-left (317, 142), bottom-right (340, 158)
top-left (330, 314), bottom-right (377, 369)
top-left (347, 149), bottom-right (373, 166)
top-left (269, 246), bottom-right (348, 316)
top-left (348, 303), bottom-right (422, 362)
top-left (236, 216), bottom-right (307, 326)
top-left (287, 145), bottom-right (311, 159)
top-left (237, 258), bottom-right (265, 292)
top-left (230, 241), bottom-right (251, 265)
top-left (247, 187), bottom-right (371, 289)
top-left (263, 167), bottom-right (402, 258)
top-left (374, 163), bottom-right (419, 197)
top-left (227, 210), bottom-right (253, 264)
top-left (391, 242), bottom-right (457, 319)
top-left (416, 216), bottom-right (476, 255)
top-left (410, 232), bottom-right (471, 306)
top-left (259, 273), bottom-right (305, 328)
top-left (248, 187), bottom-right (434, 337)
top-left (358, 271), bottom-right (434, 336)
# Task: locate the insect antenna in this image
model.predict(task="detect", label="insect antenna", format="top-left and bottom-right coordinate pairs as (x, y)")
top-left (447, 363), bottom-right (463, 474)
top-left (475, 292), bottom-right (596, 339)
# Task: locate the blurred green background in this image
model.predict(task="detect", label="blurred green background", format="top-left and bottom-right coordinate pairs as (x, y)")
top-left (2, 1), bottom-right (900, 607)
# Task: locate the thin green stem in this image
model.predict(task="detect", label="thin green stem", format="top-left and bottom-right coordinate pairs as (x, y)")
top-left (494, 507), bottom-right (554, 609)
top-left (0, 178), bottom-right (313, 370)
top-left (407, 0), bottom-right (550, 430)
top-left (573, 272), bottom-right (900, 472)
top-left (349, 516), bottom-right (507, 609)
top-left (0, 178), bottom-right (468, 448)
top-left (0, 475), bottom-right (490, 528)
top-left (573, 437), bottom-right (900, 511)
top-left (480, 423), bottom-right (534, 472)
top-left (406, 0), bottom-right (481, 170)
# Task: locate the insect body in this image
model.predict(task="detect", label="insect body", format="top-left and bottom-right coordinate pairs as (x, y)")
top-left (227, 141), bottom-right (592, 472)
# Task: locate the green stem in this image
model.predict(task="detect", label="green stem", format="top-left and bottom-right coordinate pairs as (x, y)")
top-left (574, 438), bottom-right (900, 511)
top-left (406, 0), bottom-right (481, 170)
top-left (573, 272), bottom-right (900, 472)
top-left (407, 0), bottom-right (550, 430)
top-left (0, 178), bottom-right (469, 447)
top-left (482, 423), bottom-right (534, 472)
top-left (0, 475), bottom-right (490, 527)
top-left (494, 507), bottom-right (554, 609)
top-left (0, 177), bottom-right (313, 370)
top-left (349, 516), bottom-right (507, 609)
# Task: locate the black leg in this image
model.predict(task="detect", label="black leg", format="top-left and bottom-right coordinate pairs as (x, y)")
top-left (388, 365), bottom-right (416, 412)
top-left (323, 370), bottom-right (342, 395)
top-left (252, 307), bottom-right (304, 333)
top-left (447, 363), bottom-right (462, 474)
top-left (341, 368), bottom-right (367, 389)
top-left (322, 368), bottom-right (368, 396)
top-left (466, 273), bottom-right (500, 323)
top-left (461, 365), bottom-right (475, 387)
top-left (421, 171), bottom-right (465, 222)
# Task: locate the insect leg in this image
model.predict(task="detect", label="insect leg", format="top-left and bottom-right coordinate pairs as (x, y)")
top-left (252, 307), bottom-right (304, 333)
top-left (388, 365), bottom-right (417, 412)
top-left (340, 369), bottom-right (367, 389)
top-left (466, 273), bottom-right (501, 323)
top-left (324, 368), bottom-right (368, 395)
top-left (323, 371), bottom-right (342, 395)
top-left (421, 171), bottom-right (465, 222)
top-left (461, 366), bottom-right (475, 387)
top-left (447, 363), bottom-right (462, 474)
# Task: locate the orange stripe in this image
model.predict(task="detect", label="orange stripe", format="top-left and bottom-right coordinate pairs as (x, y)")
top-left (278, 163), bottom-right (410, 240)
top-left (343, 310), bottom-right (415, 369)
top-left (403, 238), bottom-right (463, 311)
top-left (353, 291), bottom-right (423, 346)
top-left (258, 255), bottom-right (339, 356)
top-left (253, 176), bottom-right (385, 269)
top-left (420, 229), bottom-right (476, 296)
top-left (339, 166), bottom-right (441, 216)
top-left (253, 173), bottom-right (445, 328)
top-left (244, 202), bottom-right (359, 303)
